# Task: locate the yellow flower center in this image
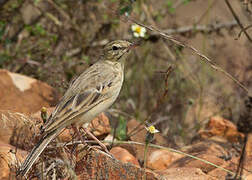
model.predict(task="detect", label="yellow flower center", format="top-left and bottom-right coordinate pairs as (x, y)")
top-left (148, 125), bottom-right (156, 134)
top-left (135, 27), bottom-right (141, 34)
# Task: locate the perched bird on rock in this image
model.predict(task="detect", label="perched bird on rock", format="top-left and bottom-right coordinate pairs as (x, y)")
top-left (18, 40), bottom-right (135, 176)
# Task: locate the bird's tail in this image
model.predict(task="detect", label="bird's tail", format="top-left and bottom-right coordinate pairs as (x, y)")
top-left (17, 130), bottom-right (60, 177)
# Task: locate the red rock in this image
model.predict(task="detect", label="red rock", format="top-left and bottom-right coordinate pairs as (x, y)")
top-left (245, 174), bottom-right (252, 180)
top-left (247, 133), bottom-right (252, 157)
top-left (157, 167), bottom-right (217, 180)
top-left (0, 110), bottom-right (39, 151)
top-left (87, 112), bottom-right (111, 137)
top-left (0, 69), bottom-right (59, 114)
top-left (0, 142), bottom-right (28, 179)
top-left (207, 158), bottom-right (238, 180)
top-left (147, 149), bottom-right (183, 170)
top-left (169, 141), bottom-right (226, 173)
top-left (110, 147), bottom-right (139, 166)
top-left (76, 149), bottom-right (161, 179)
top-left (198, 116), bottom-right (244, 143)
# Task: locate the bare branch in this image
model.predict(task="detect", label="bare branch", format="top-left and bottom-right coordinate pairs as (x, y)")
top-left (225, 0), bottom-right (252, 42)
top-left (236, 24), bottom-right (252, 39)
top-left (151, 21), bottom-right (238, 36)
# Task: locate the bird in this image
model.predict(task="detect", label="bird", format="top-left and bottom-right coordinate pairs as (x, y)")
top-left (18, 40), bottom-right (134, 176)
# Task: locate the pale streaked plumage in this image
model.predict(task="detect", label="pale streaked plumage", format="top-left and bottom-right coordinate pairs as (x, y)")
top-left (18, 40), bottom-right (133, 176)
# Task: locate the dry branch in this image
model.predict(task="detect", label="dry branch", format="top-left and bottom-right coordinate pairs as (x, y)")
top-left (225, 0), bottom-right (252, 42)
top-left (237, 24), bottom-right (252, 39)
top-left (151, 21), bottom-right (238, 36)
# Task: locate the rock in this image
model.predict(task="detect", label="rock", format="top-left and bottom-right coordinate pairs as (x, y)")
top-left (110, 146), bottom-right (139, 166)
top-left (147, 149), bottom-right (183, 170)
top-left (76, 149), bottom-right (161, 179)
top-left (207, 134), bottom-right (252, 179)
top-left (87, 112), bottom-right (111, 137)
top-left (127, 119), bottom-right (169, 161)
top-left (207, 158), bottom-right (238, 180)
top-left (247, 133), bottom-right (252, 157)
top-left (246, 174), bottom-right (252, 180)
top-left (198, 116), bottom-right (244, 143)
top-left (169, 139), bottom-right (252, 179)
top-left (169, 141), bottom-right (227, 173)
top-left (0, 110), bottom-right (39, 151)
top-left (0, 142), bottom-right (28, 179)
top-left (20, 2), bottom-right (41, 25)
top-left (0, 69), bottom-right (59, 114)
top-left (157, 167), bottom-right (217, 180)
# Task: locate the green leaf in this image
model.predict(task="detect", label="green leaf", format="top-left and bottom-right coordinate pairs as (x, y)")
top-left (169, 7), bottom-right (175, 13)
top-left (166, 0), bottom-right (173, 8)
top-left (183, 0), bottom-right (191, 5)
top-left (82, 55), bottom-right (90, 64)
top-left (0, 21), bottom-right (6, 41)
top-left (0, 53), bottom-right (11, 67)
top-left (115, 116), bottom-right (127, 140)
top-left (119, 5), bottom-right (132, 16)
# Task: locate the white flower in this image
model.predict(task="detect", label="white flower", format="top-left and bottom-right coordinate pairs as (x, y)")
top-left (145, 125), bottom-right (159, 134)
top-left (131, 24), bottom-right (146, 38)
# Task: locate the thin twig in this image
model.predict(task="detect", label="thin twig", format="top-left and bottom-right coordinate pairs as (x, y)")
top-left (225, 0), bottom-right (252, 42)
top-left (46, 0), bottom-right (70, 21)
top-left (236, 24), bottom-right (252, 39)
top-left (151, 21), bottom-right (238, 36)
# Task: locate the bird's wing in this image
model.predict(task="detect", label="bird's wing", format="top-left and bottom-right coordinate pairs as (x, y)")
top-left (41, 61), bottom-right (119, 134)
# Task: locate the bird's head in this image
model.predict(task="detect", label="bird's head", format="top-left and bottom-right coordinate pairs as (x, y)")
top-left (103, 40), bottom-right (135, 62)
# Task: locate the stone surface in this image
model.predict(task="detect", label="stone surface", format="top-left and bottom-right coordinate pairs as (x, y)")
top-left (110, 146), bottom-right (139, 166)
top-left (169, 141), bottom-right (226, 173)
top-left (246, 174), bottom-right (252, 180)
top-left (157, 167), bottom-right (217, 180)
top-left (0, 69), bottom-right (59, 114)
top-left (0, 110), bottom-right (39, 151)
top-left (0, 142), bottom-right (28, 179)
top-left (87, 112), bottom-right (111, 137)
top-left (76, 150), bottom-right (161, 180)
top-left (207, 135), bottom-right (252, 179)
top-left (147, 149), bottom-right (183, 170)
top-left (198, 116), bottom-right (244, 143)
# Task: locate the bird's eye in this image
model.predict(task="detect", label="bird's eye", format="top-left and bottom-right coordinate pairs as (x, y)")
top-left (112, 45), bottom-right (119, 51)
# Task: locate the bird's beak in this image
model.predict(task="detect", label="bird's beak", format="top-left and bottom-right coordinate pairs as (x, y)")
top-left (127, 42), bottom-right (138, 52)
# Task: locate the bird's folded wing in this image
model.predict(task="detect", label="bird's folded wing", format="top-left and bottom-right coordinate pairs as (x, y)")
top-left (42, 87), bottom-right (107, 134)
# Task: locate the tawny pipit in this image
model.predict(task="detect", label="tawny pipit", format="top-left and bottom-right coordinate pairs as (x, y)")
top-left (18, 40), bottom-right (134, 176)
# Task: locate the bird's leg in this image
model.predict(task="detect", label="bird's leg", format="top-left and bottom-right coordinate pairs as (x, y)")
top-left (71, 124), bottom-right (96, 163)
top-left (71, 124), bottom-right (85, 144)
top-left (79, 127), bottom-right (111, 155)
top-left (71, 124), bottom-right (92, 150)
